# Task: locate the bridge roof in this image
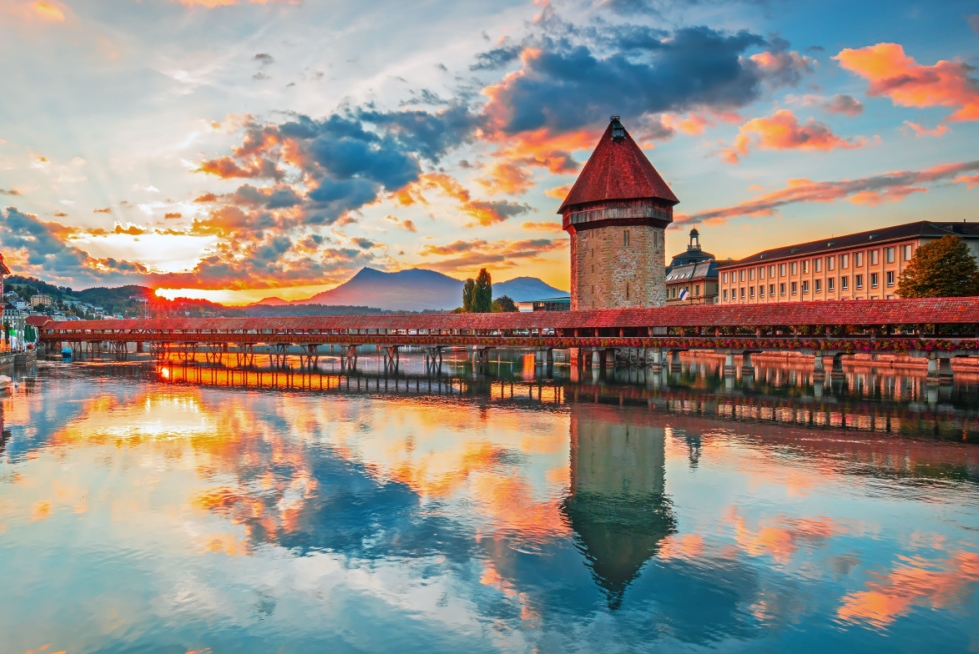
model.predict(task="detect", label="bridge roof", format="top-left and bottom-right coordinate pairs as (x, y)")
top-left (38, 297), bottom-right (979, 333)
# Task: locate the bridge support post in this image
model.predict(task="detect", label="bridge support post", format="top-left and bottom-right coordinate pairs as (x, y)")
top-left (939, 357), bottom-right (954, 384)
top-left (741, 352), bottom-right (755, 377)
top-left (813, 355), bottom-right (825, 376)
top-left (346, 345), bottom-right (358, 372)
top-left (650, 349), bottom-right (663, 372)
top-left (723, 352), bottom-right (737, 377)
top-left (831, 353), bottom-right (845, 381)
top-left (670, 350), bottom-right (682, 374)
top-left (591, 349), bottom-right (601, 370)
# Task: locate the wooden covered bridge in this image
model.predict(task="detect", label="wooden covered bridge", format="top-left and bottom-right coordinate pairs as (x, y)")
top-left (32, 297), bottom-right (979, 380)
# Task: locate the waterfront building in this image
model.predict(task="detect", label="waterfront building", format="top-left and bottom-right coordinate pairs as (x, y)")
top-left (665, 228), bottom-right (720, 305)
top-left (0, 253), bottom-right (9, 316)
top-left (560, 116), bottom-right (679, 310)
top-left (717, 221), bottom-right (979, 304)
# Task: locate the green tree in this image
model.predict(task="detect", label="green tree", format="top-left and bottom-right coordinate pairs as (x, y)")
top-left (474, 268), bottom-right (492, 313)
top-left (462, 278), bottom-right (476, 312)
top-left (898, 235), bottom-right (979, 298)
top-left (492, 295), bottom-right (518, 313)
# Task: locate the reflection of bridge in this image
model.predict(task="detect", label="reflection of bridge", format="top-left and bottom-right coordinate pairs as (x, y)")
top-left (35, 297), bottom-right (979, 381)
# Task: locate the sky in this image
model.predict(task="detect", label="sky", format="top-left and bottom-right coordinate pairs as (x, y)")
top-left (0, 0), bottom-right (977, 304)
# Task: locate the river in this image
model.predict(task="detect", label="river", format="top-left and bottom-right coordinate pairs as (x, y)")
top-left (1, 352), bottom-right (977, 653)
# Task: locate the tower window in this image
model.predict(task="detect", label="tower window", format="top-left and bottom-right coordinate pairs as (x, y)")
top-left (623, 230), bottom-right (630, 247)
top-left (625, 283), bottom-right (630, 300)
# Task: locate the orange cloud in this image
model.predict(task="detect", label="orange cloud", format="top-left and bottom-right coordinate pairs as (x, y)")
top-left (837, 551), bottom-right (979, 627)
top-left (173, 0), bottom-right (295, 6)
top-left (477, 161), bottom-right (533, 195)
top-left (835, 43), bottom-right (979, 122)
top-left (32, 1), bottom-right (65, 20)
top-left (903, 121), bottom-right (950, 138)
top-left (721, 110), bottom-right (866, 163)
top-left (521, 221), bottom-right (562, 232)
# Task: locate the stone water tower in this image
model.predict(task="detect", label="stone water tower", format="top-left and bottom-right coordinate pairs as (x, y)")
top-left (560, 116), bottom-right (679, 310)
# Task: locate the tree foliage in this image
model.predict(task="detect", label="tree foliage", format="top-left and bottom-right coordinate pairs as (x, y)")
top-left (462, 279), bottom-right (476, 312)
top-left (474, 268), bottom-right (492, 313)
top-left (492, 295), bottom-right (518, 313)
top-left (897, 235), bottom-right (979, 298)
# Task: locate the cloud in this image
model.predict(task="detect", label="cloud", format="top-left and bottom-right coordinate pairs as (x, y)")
top-left (822, 94), bottom-right (864, 116)
top-left (0, 187), bottom-right (20, 196)
top-left (903, 121), bottom-right (950, 138)
top-left (93, 207), bottom-right (112, 213)
top-left (394, 173), bottom-right (532, 227)
top-left (173, 0), bottom-right (297, 7)
top-left (31, 2), bottom-right (65, 21)
top-left (164, 212), bottom-right (183, 219)
top-left (465, 199), bottom-right (533, 226)
top-left (678, 159), bottom-right (979, 224)
top-left (470, 45), bottom-right (522, 71)
top-left (419, 237), bottom-right (566, 273)
top-left (720, 109), bottom-right (867, 163)
top-left (254, 53), bottom-right (274, 66)
top-left (521, 221), bottom-right (562, 231)
top-left (384, 215), bottom-right (417, 232)
top-left (835, 43), bottom-right (979, 122)
top-left (477, 161), bottom-right (534, 195)
top-left (968, 14), bottom-right (979, 35)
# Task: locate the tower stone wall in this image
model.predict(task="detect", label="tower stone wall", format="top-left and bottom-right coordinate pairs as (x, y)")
top-left (571, 224), bottom-right (667, 310)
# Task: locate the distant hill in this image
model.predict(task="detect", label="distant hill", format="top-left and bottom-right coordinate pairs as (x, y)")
top-left (299, 268), bottom-right (567, 312)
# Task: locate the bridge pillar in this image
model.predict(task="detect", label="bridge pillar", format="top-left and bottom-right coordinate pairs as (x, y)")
top-left (136, 341), bottom-right (145, 354)
top-left (939, 357), bottom-right (954, 384)
top-left (669, 350), bottom-right (682, 374)
top-left (813, 354), bottom-right (825, 376)
top-left (723, 352), bottom-right (737, 377)
top-left (346, 345), bottom-right (358, 371)
top-left (831, 353), bottom-right (845, 380)
top-left (741, 352), bottom-right (755, 377)
top-left (650, 349), bottom-right (663, 372)
top-left (591, 349), bottom-right (601, 370)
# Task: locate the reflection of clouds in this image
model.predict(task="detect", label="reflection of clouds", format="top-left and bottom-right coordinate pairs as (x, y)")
top-left (729, 509), bottom-right (843, 565)
top-left (837, 551), bottom-right (979, 628)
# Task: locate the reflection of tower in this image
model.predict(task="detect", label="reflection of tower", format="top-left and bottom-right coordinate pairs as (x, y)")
top-left (562, 403), bottom-right (676, 609)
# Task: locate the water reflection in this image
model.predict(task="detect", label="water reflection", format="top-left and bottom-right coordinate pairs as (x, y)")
top-left (0, 356), bottom-right (978, 652)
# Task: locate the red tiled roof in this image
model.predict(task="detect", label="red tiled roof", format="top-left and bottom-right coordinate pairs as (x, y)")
top-left (558, 118), bottom-right (679, 213)
top-left (39, 297), bottom-right (979, 333)
top-left (26, 316), bottom-right (53, 327)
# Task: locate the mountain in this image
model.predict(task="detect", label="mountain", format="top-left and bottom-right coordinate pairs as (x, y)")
top-left (301, 268), bottom-right (567, 312)
top-left (304, 268), bottom-right (464, 311)
top-left (494, 277), bottom-right (567, 302)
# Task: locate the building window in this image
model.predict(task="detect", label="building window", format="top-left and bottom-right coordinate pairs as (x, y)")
top-left (887, 271), bottom-right (895, 286)
top-left (855, 274), bottom-right (863, 289)
top-left (815, 258), bottom-right (822, 273)
top-left (802, 260), bottom-right (809, 274)
top-left (815, 279), bottom-right (822, 293)
top-left (740, 269), bottom-right (746, 282)
top-left (779, 264), bottom-right (786, 277)
top-left (749, 287), bottom-right (755, 299)
top-left (749, 268), bottom-right (755, 281)
top-left (626, 283), bottom-right (630, 300)
top-left (870, 249), bottom-right (879, 265)
top-left (841, 254), bottom-right (849, 269)
top-left (723, 289), bottom-right (728, 301)
top-left (802, 280), bottom-right (809, 294)
top-left (903, 244), bottom-right (913, 261)
top-left (827, 256), bottom-right (835, 271)
top-left (828, 278), bottom-right (835, 292)
top-left (723, 272), bottom-right (729, 284)
top-left (855, 252), bottom-right (863, 267)
top-left (791, 282), bottom-right (798, 295)
top-left (769, 284), bottom-right (775, 297)
top-left (841, 276), bottom-right (849, 290)
top-left (624, 230), bottom-right (630, 247)
top-left (886, 247), bottom-right (895, 263)
top-left (759, 266), bottom-right (765, 280)
top-left (759, 286), bottom-right (765, 298)
top-left (870, 272), bottom-right (879, 288)
top-left (780, 283), bottom-right (786, 296)
top-left (769, 265), bottom-right (775, 278)
top-left (740, 287), bottom-right (745, 299)
top-left (791, 262), bottom-right (798, 275)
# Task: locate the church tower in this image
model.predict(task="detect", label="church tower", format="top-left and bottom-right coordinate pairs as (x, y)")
top-left (560, 116), bottom-right (679, 310)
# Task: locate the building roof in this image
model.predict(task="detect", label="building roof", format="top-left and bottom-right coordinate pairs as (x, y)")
top-left (719, 221), bottom-right (979, 268)
top-left (666, 261), bottom-right (718, 283)
top-left (558, 117), bottom-right (679, 213)
top-left (0, 254), bottom-right (10, 277)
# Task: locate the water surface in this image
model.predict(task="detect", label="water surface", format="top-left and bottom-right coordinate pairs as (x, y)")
top-left (1, 356), bottom-right (978, 653)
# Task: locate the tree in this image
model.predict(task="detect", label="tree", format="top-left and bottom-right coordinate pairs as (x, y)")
top-left (474, 268), bottom-right (492, 313)
top-left (462, 278), bottom-right (476, 312)
top-left (492, 295), bottom-right (518, 313)
top-left (898, 235), bottom-right (979, 298)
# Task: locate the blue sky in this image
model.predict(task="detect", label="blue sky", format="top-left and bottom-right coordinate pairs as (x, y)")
top-left (0, 0), bottom-right (977, 303)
